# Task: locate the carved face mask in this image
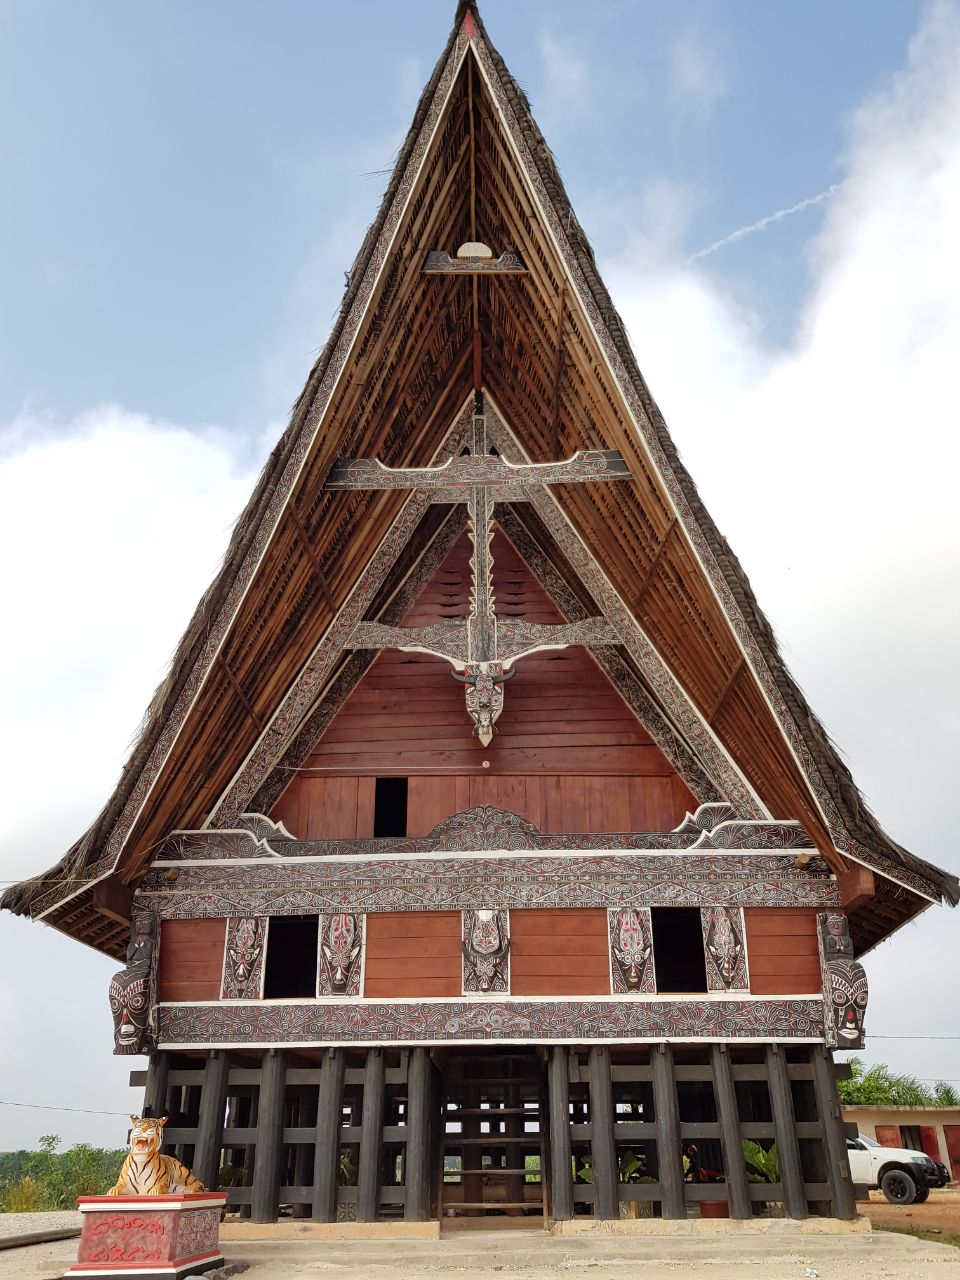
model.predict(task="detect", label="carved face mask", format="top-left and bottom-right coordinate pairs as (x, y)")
top-left (110, 969), bottom-right (150, 1054)
top-left (228, 919), bottom-right (264, 988)
top-left (830, 959), bottom-right (868, 1046)
top-left (612, 910), bottom-right (652, 991)
top-left (320, 914), bottom-right (362, 995)
top-left (706, 908), bottom-right (743, 987)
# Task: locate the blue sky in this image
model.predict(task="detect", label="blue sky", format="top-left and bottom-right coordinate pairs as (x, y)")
top-left (1, 1), bottom-right (959, 1149)
top-left (0, 0), bottom-right (925, 432)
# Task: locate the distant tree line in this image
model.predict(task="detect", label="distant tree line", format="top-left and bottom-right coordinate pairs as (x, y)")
top-left (838, 1058), bottom-right (960, 1107)
top-left (0, 1135), bottom-right (125, 1212)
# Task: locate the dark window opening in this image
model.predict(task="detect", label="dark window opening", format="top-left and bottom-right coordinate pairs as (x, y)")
top-left (374, 777), bottom-right (408, 837)
top-left (651, 908), bottom-right (708, 993)
top-left (263, 915), bottom-right (319, 999)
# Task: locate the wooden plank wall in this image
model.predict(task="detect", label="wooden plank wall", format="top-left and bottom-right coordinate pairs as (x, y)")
top-left (510, 908), bottom-right (610, 996)
top-left (157, 918), bottom-right (226, 1003)
top-left (743, 908), bottom-right (821, 995)
top-left (271, 532), bottom-right (697, 838)
top-left (363, 911), bottom-right (461, 998)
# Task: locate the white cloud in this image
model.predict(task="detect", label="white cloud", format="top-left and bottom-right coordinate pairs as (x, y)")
top-left (537, 31), bottom-right (588, 122)
top-left (606, 1), bottom-right (960, 1080)
top-left (666, 25), bottom-right (727, 119)
top-left (0, 405), bottom-right (266, 1146)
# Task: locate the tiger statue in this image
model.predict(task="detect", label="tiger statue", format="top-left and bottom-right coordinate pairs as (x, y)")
top-left (107, 1115), bottom-right (206, 1195)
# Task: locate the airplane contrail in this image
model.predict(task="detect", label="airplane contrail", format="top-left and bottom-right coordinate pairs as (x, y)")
top-left (687, 184), bottom-right (842, 264)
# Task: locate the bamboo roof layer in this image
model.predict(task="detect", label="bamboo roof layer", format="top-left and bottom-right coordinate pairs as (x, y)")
top-left (4, 2), bottom-right (956, 958)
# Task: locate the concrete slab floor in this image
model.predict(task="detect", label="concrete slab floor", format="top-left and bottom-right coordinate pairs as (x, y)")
top-left (14, 1230), bottom-right (960, 1280)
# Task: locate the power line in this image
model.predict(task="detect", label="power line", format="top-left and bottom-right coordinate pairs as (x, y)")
top-left (0, 1101), bottom-right (128, 1118)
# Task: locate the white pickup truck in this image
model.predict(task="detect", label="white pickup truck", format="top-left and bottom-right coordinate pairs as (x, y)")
top-left (846, 1133), bottom-right (949, 1204)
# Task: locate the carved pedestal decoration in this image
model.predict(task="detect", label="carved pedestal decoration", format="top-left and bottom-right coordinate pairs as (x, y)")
top-left (702, 906), bottom-right (749, 991)
top-left (109, 913), bottom-right (157, 1056)
top-left (66, 1193), bottom-right (227, 1279)
top-left (608, 908), bottom-right (655, 993)
top-left (819, 913), bottom-right (868, 1048)
top-left (462, 910), bottom-right (510, 993)
top-left (318, 913), bottom-right (363, 997)
top-left (221, 917), bottom-right (266, 999)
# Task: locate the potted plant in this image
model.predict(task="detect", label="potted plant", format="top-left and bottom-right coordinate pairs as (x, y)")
top-left (742, 1140), bottom-right (780, 1217)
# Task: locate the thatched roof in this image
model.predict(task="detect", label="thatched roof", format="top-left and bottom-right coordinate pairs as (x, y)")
top-left (4, 1), bottom-right (956, 958)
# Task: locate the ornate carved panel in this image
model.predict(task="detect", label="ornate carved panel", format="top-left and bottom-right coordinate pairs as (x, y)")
top-left (156, 996), bottom-right (825, 1046)
top-left (318, 912), bottom-right (364, 997)
top-left (701, 906), bottom-right (749, 992)
top-left (220, 917), bottom-right (267, 1000)
top-left (608, 908), bottom-right (655, 994)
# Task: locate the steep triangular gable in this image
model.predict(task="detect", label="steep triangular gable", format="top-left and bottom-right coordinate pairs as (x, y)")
top-left (267, 529), bottom-right (699, 840)
top-left (5, 4), bottom-right (955, 959)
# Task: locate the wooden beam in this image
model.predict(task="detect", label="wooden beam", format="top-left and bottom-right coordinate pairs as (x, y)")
top-left (710, 1045), bottom-right (751, 1220)
top-left (839, 866), bottom-right (875, 909)
top-left (143, 1052), bottom-right (169, 1121)
top-left (588, 1046), bottom-right (618, 1220)
top-left (405, 1047), bottom-right (431, 1221)
top-left (811, 1047), bottom-right (857, 1219)
top-left (216, 654), bottom-right (263, 736)
top-left (766, 1045), bottom-right (807, 1219)
top-left (252, 1050), bottom-right (286, 1223)
top-left (709, 655), bottom-right (746, 724)
top-left (548, 1046), bottom-right (574, 1221)
top-left (313, 1048), bottom-right (346, 1222)
top-left (194, 1050), bottom-right (230, 1190)
top-left (631, 514), bottom-right (678, 613)
top-left (651, 1044), bottom-right (685, 1219)
top-left (287, 497), bottom-right (337, 615)
top-left (551, 283), bottom-right (567, 458)
top-left (357, 1048), bottom-right (386, 1221)
top-left (92, 876), bottom-right (133, 927)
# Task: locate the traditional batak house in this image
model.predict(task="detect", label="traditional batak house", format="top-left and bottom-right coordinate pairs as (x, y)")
top-left (5, 3), bottom-right (957, 1228)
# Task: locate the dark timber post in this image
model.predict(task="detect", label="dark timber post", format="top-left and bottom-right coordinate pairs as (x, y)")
top-left (652, 1043), bottom-right (684, 1219)
top-left (252, 1049), bottom-right (287, 1223)
top-left (194, 1050), bottom-right (230, 1189)
top-left (812, 1047), bottom-right (856, 1219)
top-left (358, 1048), bottom-right (385, 1221)
top-left (548, 1047), bottom-right (573, 1221)
top-left (405, 1048), bottom-right (431, 1220)
top-left (312, 1049), bottom-right (346, 1222)
top-left (143, 1051), bottom-right (169, 1120)
top-left (710, 1044), bottom-right (751, 1219)
top-left (766, 1045), bottom-right (807, 1219)
top-left (588, 1046), bottom-right (618, 1220)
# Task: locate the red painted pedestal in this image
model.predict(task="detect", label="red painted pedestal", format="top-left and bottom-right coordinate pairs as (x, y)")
top-left (64, 1192), bottom-right (228, 1279)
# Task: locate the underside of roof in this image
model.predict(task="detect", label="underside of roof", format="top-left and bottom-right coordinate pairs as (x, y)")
top-left (4, 1), bottom-right (956, 960)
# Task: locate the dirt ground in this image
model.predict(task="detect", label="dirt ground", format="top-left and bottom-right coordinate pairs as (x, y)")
top-left (866, 1186), bottom-right (960, 1237)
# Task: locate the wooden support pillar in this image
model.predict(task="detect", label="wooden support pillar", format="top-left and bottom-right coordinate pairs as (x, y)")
top-left (548, 1047), bottom-right (573, 1221)
top-left (812, 1047), bottom-right (857, 1219)
top-left (252, 1050), bottom-right (287, 1223)
top-left (194, 1050), bottom-right (230, 1190)
top-left (312, 1049), bottom-right (346, 1223)
top-left (766, 1045), bottom-right (807, 1219)
top-left (143, 1052), bottom-right (169, 1121)
top-left (357, 1048), bottom-right (385, 1221)
top-left (405, 1048), bottom-right (431, 1221)
top-left (710, 1045), bottom-right (751, 1220)
top-left (652, 1044), bottom-right (685, 1219)
top-left (588, 1046), bottom-right (618, 1220)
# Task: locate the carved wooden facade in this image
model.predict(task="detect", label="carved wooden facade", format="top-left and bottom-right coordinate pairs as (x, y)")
top-left (5, 0), bottom-right (956, 1231)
